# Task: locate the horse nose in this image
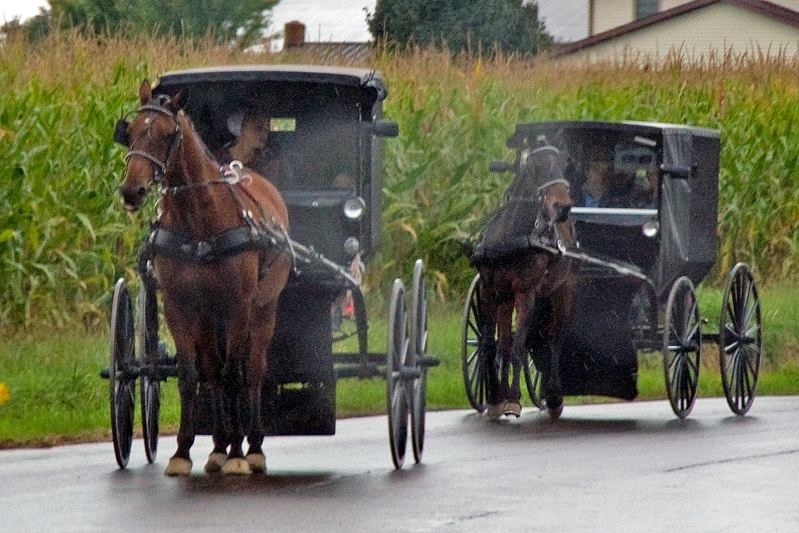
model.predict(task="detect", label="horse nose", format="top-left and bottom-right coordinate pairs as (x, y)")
top-left (119, 182), bottom-right (147, 211)
top-left (553, 203), bottom-right (571, 223)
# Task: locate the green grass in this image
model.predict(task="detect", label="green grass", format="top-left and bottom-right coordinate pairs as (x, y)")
top-left (1, 283), bottom-right (799, 448)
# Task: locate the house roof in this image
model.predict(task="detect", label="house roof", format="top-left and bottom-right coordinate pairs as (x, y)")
top-left (554, 0), bottom-right (799, 56)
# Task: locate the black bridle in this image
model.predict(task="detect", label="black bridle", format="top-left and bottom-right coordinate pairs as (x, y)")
top-left (504, 145), bottom-right (570, 204)
top-left (123, 97), bottom-right (184, 185)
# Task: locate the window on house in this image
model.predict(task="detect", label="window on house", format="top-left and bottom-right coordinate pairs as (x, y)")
top-left (636, 0), bottom-right (659, 19)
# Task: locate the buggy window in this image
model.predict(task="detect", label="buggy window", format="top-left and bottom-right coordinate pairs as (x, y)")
top-left (569, 133), bottom-right (659, 210)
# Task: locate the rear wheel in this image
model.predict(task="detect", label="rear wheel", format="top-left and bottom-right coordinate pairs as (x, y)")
top-left (462, 274), bottom-right (489, 412)
top-left (719, 262), bottom-right (762, 415)
top-left (663, 276), bottom-right (701, 419)
top-left (409, 260), bottom-right (427, 464)
top-left (138, 282), bottom-right (161, 464)
top-left (110, 278), bottom-right (136, 469)
top-left (387, 279), bottom-right (410, 469)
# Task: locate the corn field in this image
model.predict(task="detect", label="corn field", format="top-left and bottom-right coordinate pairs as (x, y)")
top-left (2, 31), bottom-right (799, 327)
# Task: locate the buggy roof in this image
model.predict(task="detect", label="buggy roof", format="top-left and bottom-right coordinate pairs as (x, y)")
top-left (155, 64), bottom-right (388, 101)
top-left (506, 120), bottom-right (718, 150)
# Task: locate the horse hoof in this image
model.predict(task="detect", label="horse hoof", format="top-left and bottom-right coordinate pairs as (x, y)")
top-left (204, 452), bottom-right (227, 474)
top-left (246, 453), bottom-right (266, 474)
top-left (164, 457), bottom-right (192, 476)
top-left (486, 403), bottom-right (505, 420)
top-left (222, 457), bottom-right (252, 475)
top-left (547, 402), bottom-right (564, 420)
top-left (503, 401), bottom-right (522, 417)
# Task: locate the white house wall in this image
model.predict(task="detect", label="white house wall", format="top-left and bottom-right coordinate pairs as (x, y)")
top-left (575, 2), bottom-right (799, 60)
top-left (592, 0), bottom-right (636, 35)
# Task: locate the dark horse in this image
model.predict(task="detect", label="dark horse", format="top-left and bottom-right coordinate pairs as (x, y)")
top-left (470, 145), bottom-right (577, 419)
top-left (119, 80), bottom-right (292, 475)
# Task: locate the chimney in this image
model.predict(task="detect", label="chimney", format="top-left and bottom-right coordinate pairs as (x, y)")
top-left (284, 21), bottom-right (306, 49)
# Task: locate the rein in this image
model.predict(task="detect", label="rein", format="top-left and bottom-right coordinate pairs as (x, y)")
top-left (158, 161), bottom-right (253, 195)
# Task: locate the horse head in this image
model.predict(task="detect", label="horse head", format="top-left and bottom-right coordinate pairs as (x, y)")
top-left (516, 145), bottom-right (572, 227)
top-left (118, 79), bottom-right (186, 211)
top-left (480, 144), bottom-right (573, 253)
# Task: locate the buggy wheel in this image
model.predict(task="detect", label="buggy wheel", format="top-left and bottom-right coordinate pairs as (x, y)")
top-left (719, 262), bottom-right (762, 415)
top-left (387, 279), bottom-right (410, 469)
top-left (523, 349), bottom-right (546, 410)
top-left (462, 274), bottom-right (490, 412)
top-left (137, 283), bottom-right (161, 463)
top-left (409, 260), bottom-right (427, 464)
top-left (110, 278), bottom-right (136, 469)
top-left (663, 276), bottom-right (701, 419)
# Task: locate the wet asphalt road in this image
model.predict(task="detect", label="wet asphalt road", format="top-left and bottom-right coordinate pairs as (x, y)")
top-left (1, 396), bottom-right (798, 533)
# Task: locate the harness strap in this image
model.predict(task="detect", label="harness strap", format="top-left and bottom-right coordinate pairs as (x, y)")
top-left (126, 150), bottom-right (166, 173)
top-left (145, 225), bottom-right (284, 264)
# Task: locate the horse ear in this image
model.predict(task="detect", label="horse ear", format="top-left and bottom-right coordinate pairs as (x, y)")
top-left (167, 89), bottom-right (187, 112)
top-left (139, 79), bottom-right (153, 105)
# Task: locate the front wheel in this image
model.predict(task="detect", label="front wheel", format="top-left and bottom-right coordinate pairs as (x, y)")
top-left (110, 278), bottom-right (136, 469)
top-left (663, 276), bottom-right (701, 419)
top-left (387, 279), bottom-right (410, 469)
top-left (523, 349), bottom-right (546, 410)
top-left (462, 274), bottom-right (490, 412)
top-left (137, 283), bottom-right (161, 464)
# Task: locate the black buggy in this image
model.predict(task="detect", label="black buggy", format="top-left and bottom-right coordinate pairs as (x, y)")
top-left (103, 65), bottom-right (438, 470)
top-left (463, 120), bottom-right (762, 419)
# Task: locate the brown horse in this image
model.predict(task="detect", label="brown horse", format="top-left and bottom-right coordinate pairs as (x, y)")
top-left (119, 80), bottom-right (292, 475)
top-left (470, 145), bottom-right (577, 419)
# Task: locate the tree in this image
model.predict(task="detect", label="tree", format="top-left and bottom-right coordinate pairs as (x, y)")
top-left (3, 0), bottom-right (280, 48)
top-left (367, 0), bottom-right (553, 56)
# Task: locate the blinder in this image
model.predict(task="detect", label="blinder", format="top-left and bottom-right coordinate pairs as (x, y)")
top-left (114, 118), bottom-right (130, 147)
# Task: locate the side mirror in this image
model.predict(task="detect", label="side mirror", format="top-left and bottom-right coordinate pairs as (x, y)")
top-left (660, 164), bottom-right (691, 179)
top-left (373, 119), bottom-right (399, 138)
top-left (489, 160), bottom-right (512, 173)
top-left (114, 119), bottom-right (130, 147)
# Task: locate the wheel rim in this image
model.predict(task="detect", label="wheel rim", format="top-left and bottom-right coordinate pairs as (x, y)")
top-left (462, 274), bottom-right (489, 412)
top-left (410, 260), bottom-right (427, 463)
top-left (110, 279), bottom-right (135, 469)
top-left (663, 277), bottom-right (701, 419)
top-left (719, 263), bottom-right (762, 415)
top-left (387, 279), bottom-right (409, 469)
top-left (138, 284), bottom-right (161, 463)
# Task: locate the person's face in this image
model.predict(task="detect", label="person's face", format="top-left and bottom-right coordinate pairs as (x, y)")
top-left (586, 160), bottom-right (610, 183)
top-left (241, 115), bottom-right (270, 145)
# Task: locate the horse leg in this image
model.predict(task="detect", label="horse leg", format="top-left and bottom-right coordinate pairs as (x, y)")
top-left (204, 323), bottom-right (229, 474)
top-left (220, 310), bottom-right (252, 475)
top-left (496, 302), bottom-right (516, 417)
top-left (164, 339), bottom-right (198, 476)
top-left (505, 291), bottom-right (536, 418)
top-left (205, 395), bottom-right (229, 473)
top-left (242, 300), bottom-right (278, 474)
top-left (479, 279), bottom-right (502, 419)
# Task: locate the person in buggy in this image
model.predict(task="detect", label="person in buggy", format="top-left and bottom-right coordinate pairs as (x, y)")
top-left (575, 142), bottom-right (656, 208)
top-left (214, 106), bottom-right (295, 189)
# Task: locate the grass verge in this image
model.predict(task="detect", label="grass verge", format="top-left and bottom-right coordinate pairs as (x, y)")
top-left (1, 284), bottom-right (798, 448)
